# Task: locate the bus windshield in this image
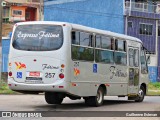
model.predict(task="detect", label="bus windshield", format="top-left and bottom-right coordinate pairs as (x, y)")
top-left (12, 24), bottom-right (63, 51)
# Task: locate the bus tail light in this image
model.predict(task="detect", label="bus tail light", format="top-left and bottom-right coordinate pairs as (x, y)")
top-left (72, 83), bottom-right (77, 86)
top-left (59, 73), bottom-right (64, 79)
top-left (9, 72), bottom-right (12, 76)
top-left (59, 86), bottom-right (64, 88)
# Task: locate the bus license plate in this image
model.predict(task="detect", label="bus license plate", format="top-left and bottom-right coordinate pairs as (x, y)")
top-left (26, 72), bottom-right (43, 77)
top-left (26, 72), bottom-right (43, 80)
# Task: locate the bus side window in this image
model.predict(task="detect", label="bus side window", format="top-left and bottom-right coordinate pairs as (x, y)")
top-left (115, 39), bottom-right (118, 51)
top-left (124, 41), bottom-right (126, 52)
top-left (141, 48), bottom-right (148, 74)
top-left (115, 39), bottom-right (125, 51)
top-left (95, 35), bottom-right (114, 64)
top-left (134, 49), bottom-right (139, 67)
top-left (95, 35), bottom-right (101, 48)
top-left (80, 32), bottom-right (92, 47)
top-left (101, 36), bottom-right (112, 49)
top-left (72, 31), bottom-right (80, 45)
top-left (71, 31), bottom-right (94, 61)
top-left (111, 38), bottom-right (114, 50)
top-left (114, 39), bottom-right (127, 65)
top-left (129, 48), bottom-right (134, 67)
top-left (129, 48), bottom-right (139, 67)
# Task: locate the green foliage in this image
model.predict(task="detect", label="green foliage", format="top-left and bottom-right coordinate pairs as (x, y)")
top-left (0, 81), bottom-right (17, 94)
top-left (147, 82), bottom-right (160, 96)
top-left (152, 82), bottom-right (160, 89)
top-left (148, 82), bottom-right (160, 90)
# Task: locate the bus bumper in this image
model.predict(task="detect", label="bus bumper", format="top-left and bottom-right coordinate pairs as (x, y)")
top-left (8, 78), bottom-right (69, 93)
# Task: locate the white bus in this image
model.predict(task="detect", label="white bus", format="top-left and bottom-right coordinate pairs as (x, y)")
top-left (8, 21), bottom-right (149, 106)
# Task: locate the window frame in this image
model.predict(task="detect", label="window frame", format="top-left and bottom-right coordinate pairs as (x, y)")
top-left (95, 34), bottom-right (114, 64)
top-left (12, 10), bottom-right (23, 16)
top-left (128, 48), bottom-right (139, 67)
top-left (71, 30), bottom-right (94, 62)
top-left (115, 39), bottom-right (126, 52)
top-left (114, 39), bottom-right (127, 65)
top-left (139, 23), bottom-right (153, 36)
top-left (95, 34), bottom-right (114, 50)
top-left (128, 21), bottom-right (133, 28)
top-left (71, 30), bottom-right (128, 66)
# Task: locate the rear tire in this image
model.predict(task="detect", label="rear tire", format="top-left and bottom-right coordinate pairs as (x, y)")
top-left (135, 86), bottom-right (145, 102)
top-left (85, 87), bottom-right (104, 107)
top-left (45, 92), bottom-right (64, 104)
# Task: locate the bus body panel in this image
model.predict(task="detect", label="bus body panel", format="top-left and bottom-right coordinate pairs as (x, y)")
top-left (8, 22), bottom-right (72, 93)
top-left (9, 56), bottom-right (63, 84)
top-left (8, 21), bottom-right (149, 99)
top-left (69, 61), bottom-right (128, 96)
top-left (8, 77), bottom-right (70, 92)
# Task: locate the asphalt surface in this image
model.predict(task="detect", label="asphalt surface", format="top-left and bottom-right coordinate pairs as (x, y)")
top-left (0, 95), bottom-right (160, 120)
top-left (0, 95), bottom-right (160, 111)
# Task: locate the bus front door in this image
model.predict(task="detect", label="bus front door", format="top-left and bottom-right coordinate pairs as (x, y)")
top-left (128, 47), bottom-right (139, 95)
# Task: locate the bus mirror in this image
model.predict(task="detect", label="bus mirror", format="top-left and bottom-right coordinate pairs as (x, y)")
top-left (147, 56), bottom-right (150, 64)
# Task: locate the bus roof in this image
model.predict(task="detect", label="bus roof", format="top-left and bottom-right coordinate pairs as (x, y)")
top-left (71, 24), bottom-right (142, 44)
top-left (15, 21), bottom-right (142, 43)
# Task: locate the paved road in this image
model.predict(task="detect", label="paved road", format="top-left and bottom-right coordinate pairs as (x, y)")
top-left (0, 95), bottom-right (160, 111)
top-left (0, 95), bottom-right (160, 120)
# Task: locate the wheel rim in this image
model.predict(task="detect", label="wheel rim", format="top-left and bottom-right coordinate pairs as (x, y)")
top-left (97, 89), bottom-right (103, 104)
top-left (138, 89), bottom-right (144, 98)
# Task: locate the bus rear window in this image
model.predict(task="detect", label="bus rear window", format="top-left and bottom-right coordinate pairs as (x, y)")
top-left (12, 24), bottom-right (63, 51)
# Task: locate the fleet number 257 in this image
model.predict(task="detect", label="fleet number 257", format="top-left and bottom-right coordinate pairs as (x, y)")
top-left (45, 73), bottom-right (55, 78)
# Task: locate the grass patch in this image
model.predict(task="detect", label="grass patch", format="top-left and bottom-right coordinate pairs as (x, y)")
top-left (0, 81), bottom-right (17, 94)
top-left (147, 90), bottom-right (160, 96)
top-left (147, 82), bottom-right (160, 96)
top-left (148, 82), bottom-right (160, 90)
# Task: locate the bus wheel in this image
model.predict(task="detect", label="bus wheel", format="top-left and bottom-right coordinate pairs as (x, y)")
top-left (85, 87), bottom-right (104, 107)
top-left (135, 86), bottom-right (145, 102)
top-left (45, 92), bottom-right (63, 104)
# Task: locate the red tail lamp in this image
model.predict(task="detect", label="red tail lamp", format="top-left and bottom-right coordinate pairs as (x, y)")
top-left (59, 73), bottom-right (64, 79)
top-left (9, 72), bottom-right (12, 76)
top-left (59, 86), bottom-right (64, 88)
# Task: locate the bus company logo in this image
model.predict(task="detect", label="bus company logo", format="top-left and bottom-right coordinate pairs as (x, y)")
top-left (17, 31), bottom-right (60, 40)
top-left (74, 68), bottom-right (80, 76)
top-left (15, 62), bottom-right (26, 70)
top-left (110, 66), bottom-right (127, 79)
top-left (42, 64), bottom-right (59, 70)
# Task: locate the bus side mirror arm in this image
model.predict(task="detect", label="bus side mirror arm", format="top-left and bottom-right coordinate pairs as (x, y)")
top-left (147, 56), bottom-right (150, 64)
top-left (141, 45), bottom-right (151, 64)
